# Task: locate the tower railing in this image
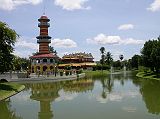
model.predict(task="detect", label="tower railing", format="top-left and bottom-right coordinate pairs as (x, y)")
top-left (38, 23), bottom-right (50, 27)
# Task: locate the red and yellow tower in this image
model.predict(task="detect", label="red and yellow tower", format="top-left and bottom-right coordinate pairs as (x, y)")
top-left (30, 15), bottom-right (59, 74)
top-left (37, 15), bottom-right (51, 54)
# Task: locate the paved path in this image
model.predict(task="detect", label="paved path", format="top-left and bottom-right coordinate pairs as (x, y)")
top-left (6, 73), bottom-right (86, 83)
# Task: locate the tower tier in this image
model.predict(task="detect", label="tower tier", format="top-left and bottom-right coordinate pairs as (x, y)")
top-left (37, 15), bottom-right (52, 54)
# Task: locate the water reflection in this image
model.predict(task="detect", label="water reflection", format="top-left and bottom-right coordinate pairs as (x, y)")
top-left (139, 79), bottom-right (160, 115)
top-left (28, 82), bottom-right (61, 119)
top-left (101, 78), bottom-right (114, 99)
top-left (0, 100), bottom-right (22, 119)
top-left (1, 71), bottom-right (160, 119)
top-left (63, 79), bottom-right (94, 93)
top-left (24, 79), bottom-right (94, 119)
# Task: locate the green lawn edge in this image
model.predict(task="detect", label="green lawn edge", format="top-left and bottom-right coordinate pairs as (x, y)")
top-left (83, 70), bottom-right (109, 78)
top-left (0, 83), bottom-right (25, 101)
top-left (136, 72), bottom-right (160, 80)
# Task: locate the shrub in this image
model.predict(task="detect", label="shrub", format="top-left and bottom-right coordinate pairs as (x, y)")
top-left (60, 72), bottom-right (63, 76)
top-left (0, 79), bottom-right (8, 83)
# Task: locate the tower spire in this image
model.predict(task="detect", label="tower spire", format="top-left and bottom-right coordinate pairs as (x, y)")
top-left (43, 1), bottom-right (46, 15)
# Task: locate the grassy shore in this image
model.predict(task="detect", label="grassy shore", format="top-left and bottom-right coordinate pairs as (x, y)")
top-left (0, 82), bottom-right (25, 101)
top-left (136, 71), bottom-right (160, 80)
top-left (84, 70), bottom-right (109, 78)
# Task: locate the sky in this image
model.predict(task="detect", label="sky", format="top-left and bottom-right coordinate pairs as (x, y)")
top-left (0, 0), bottom-right (160, 61)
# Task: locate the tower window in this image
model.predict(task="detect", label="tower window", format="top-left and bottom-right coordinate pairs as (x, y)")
top-left (36, 59), bottom-right (40, 63)
top-left (43, 59), bottom-right (47, 63)
top-left (50, 59), bottom-right (54, 63)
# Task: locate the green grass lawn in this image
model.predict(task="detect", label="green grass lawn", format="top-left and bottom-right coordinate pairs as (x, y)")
top-left (0, 82), bottom-right (25, 101)
top-left (84, 70), bottom-right (109, 78)
top-left (136, 71), bottom-right (160, 80)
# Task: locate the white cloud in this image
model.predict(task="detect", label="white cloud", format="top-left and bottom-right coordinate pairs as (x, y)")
top-left (121, 38), bottom-right (144, 45)
top-left (118, 24), bottom-right (134, 30)
top-left (96, 93), bottom-right (123, 104)
top-left (55, 90), bottom-right (78, 102)
top-left (54, 0), bottom-right (90, 11)
top-left (0, 0), bottom-right (42, 11)
top-left (51, 38), bottom-right (77, 48)
top-left (87, 34), bottom-right (121, 45)
top-left (147, 0), bottom-right (160, 12)
top-left (87, 33), bottom-right (144, 45)
top-left (90, 90), bottom-right (140, 104)
top-left (122, 106), bottom-right (137, 112)
top-left (15, 38), bottom-right (38, 50)
top-left (14, 37), bottom-right (38, 57)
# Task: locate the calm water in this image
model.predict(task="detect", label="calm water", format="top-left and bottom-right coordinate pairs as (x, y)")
top-left (1, 71), bottom-right (160, 119)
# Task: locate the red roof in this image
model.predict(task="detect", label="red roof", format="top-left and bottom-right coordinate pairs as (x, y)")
top-left (40, 15), bottom-right (48, 19)
top-left (30, 53), bottom-right (58, 58)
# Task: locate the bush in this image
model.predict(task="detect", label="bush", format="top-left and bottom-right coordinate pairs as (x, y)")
top-left (66, 71), bottom-right (69, 76)
top-left (0, 79), bottom-right (8, 83)
top-left (92, 64), bottom-right (110, 71)
top-left (70, 71), bottom-right (72, 75)
top-left (60, 72), bottom-right (63, 76)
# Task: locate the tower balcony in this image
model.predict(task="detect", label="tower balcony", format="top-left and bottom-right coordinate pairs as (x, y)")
top-left (37, 39), bottom-right (51, 43)
top-left (36, 35), bottom-right (51, 40)
top-left (38, 23), bottom-right (50, 27)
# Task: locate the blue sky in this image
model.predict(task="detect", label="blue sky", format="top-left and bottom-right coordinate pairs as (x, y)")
top-left (0, 0), bottom-right (160, 60)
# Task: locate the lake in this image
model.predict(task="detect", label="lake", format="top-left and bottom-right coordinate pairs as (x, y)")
top-left (0, 71), bottom-right (160, 119)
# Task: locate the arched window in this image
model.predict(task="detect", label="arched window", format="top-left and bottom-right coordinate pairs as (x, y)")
top-left (50, 66), bottom-right (53, 70)
top-left (43, 66), bottom-right (47, 71)
top-left (43, 59), bottom-right (47, 63)
top-left (32, 66), bottom-right (34, 73)
top-left (36, 66), bottom-right (40, 70)
top-left (50, 59), bottom-right (54, 63)
top-left (36, 59), bottom-right (40, 63)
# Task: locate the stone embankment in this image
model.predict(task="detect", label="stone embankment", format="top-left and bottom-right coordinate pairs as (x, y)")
top-left (0, 73), bottom-right (86, 83)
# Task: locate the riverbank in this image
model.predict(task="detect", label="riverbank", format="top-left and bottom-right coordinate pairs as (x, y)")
top-left (7, 73), bottom-right (85, 83)
top-left (84, 70), bottom-right (109, 78)
top-left (0, 83), bottom-right (25, 101)
top-left (136, 72), bottom-right (160, 80)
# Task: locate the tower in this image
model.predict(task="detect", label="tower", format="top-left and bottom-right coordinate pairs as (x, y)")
top-left (37, 16), bottom-right (51, 54)
top-left (30, 15), bottom-right (59, 74)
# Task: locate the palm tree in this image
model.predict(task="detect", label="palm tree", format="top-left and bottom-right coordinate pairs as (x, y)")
top-left (100, 47), bottom-right (106, 71)
top-left (105, 52), bottom-right (113, 66)
top-left (100, 47), bottom-right (105, 54)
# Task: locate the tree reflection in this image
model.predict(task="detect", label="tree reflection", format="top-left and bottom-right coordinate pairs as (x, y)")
top-left (0, 100), bottom-right (22, 119)
top-left (101, 76), bottom-right (114, 99)
top-left (63, 79), bottom-right (94, 93)
top-left (140, 80), bottom-right (160, 115)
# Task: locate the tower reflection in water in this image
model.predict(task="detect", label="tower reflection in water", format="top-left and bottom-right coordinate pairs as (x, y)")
top-left (25, 79), bottom-right (94, 119)
top-left (28, 82), bottom-right (61, 119)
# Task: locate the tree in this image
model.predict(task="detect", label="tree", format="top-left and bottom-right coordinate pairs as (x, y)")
top-left (13, 56), bottom-right (30, 71)
top-left (105, 52), bottom-right (113, 66)
top-left (112, 60), bottom-right (121, 69)
top-left (0, 21), bottom-right (18, 73)
top-left (49, 46), bottom-right (57, 55)
top-left (130, 55), bottom-right (141, 69)
top-left (141, 37), bottom-right (160, 73)
top-left (13, 56), bottom-right (22, 71)
top-left (100, 47), bottom-right (106, 71)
